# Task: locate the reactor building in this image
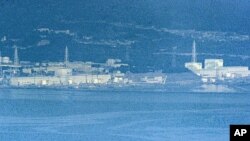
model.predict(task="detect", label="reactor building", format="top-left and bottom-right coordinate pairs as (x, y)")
top-left (185, 40), bottom-right (250, 83)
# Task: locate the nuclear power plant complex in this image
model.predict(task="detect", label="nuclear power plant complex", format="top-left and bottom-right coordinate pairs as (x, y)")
top-left (0, 46), bottom-right (166, 88)
top-left (0, 40), bottom-right (250, 89)
top-left (185, 41), bottom-right (250, 83)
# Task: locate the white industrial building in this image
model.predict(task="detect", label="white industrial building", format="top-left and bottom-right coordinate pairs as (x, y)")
top-left (2, 46), bottom-right (167, 87)
top-left (9, 74), bottom-right (112, 86)
top-left (185, 41), bottom-right (250, 83)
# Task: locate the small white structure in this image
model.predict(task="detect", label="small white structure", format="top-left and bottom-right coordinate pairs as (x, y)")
top-left (125, 72), bottom-right (167, 85)
top-left (185, 62), bottom-right (202, 73)
top-left (204, 59), bottom-right (223, 69)
top-left (54, 68), bottom-right (72, 76)
top-left (2, 57), bottom-right (11, 64)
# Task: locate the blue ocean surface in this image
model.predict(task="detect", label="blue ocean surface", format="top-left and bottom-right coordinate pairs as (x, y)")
top-left (0, 89), bottom-right (249, 141)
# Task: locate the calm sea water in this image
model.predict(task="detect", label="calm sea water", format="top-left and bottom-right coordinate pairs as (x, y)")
top-left (0, 89), bottom-right (249, 141)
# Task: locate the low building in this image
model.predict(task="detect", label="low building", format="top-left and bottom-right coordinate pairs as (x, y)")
top-left (125, 72), bottom-right (167, 85)
top-left (185, 41), bottom-right (250, 83)
top-left (9, 74), bottom-right (112, 87)
top-left (186, 59), bottom-right (250, 83)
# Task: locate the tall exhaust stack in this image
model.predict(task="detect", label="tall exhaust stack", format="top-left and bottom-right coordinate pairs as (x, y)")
top-left (192, 40), bottom-right (197, 62)
top-left (64, 46), bottom-right (69, 66)
top-left (0, 51), bottom-right (2, 65)
top-left (14, 46), bottom-right (19, 65)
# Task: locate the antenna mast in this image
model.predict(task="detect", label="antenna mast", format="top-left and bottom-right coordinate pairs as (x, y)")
top-left (192, 40), bottom-right (197, 62)
top-left (64, 46), bottom-right (69, 66)
top-left (14, 46), bottom-right (19, 65)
